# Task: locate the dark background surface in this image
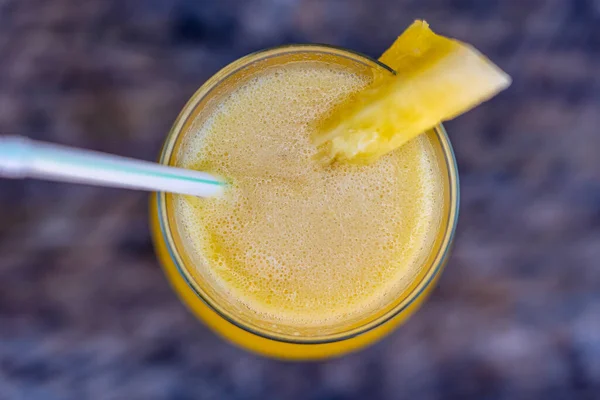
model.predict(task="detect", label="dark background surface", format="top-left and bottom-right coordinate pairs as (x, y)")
top-left (1, 0), bottom-right (599, 399)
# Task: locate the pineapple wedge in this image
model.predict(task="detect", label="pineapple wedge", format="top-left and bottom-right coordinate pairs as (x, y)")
top-left (313, 20), bottom-right (511, 163)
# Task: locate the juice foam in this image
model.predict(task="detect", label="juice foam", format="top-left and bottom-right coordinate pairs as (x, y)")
top-left (174, 61), bottom-right (443, 327)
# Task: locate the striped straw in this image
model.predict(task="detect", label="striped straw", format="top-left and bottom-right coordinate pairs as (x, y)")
top-left (0, 135), bottom-right (225, 197)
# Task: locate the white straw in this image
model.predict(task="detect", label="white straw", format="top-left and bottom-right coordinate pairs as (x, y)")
top-left (0, 135), bottom-right (225, 197)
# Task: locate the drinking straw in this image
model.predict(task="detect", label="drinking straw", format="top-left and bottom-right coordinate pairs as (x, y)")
top-left (0, 135), bottom-right (225, 197)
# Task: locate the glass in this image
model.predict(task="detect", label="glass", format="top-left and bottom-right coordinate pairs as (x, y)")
top-left (150, 45), bottom-right (459, 359)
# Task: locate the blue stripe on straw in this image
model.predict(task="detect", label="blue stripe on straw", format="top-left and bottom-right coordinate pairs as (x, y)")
top-left (37, 147), bottom-right (226, 187)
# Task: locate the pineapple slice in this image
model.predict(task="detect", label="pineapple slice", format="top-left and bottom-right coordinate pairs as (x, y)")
top-left (313, 20), bottom-right (511, 163)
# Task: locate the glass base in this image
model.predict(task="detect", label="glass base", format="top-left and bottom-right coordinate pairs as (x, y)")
top-left (150, 194), bottom-right (438, 360)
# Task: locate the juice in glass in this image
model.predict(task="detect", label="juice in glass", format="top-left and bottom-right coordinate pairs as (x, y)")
top-left (150, 45), bottom-right (459, 359)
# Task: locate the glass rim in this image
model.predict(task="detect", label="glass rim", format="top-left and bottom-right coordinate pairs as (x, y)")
top-left (155, 44), bottom-right (460, 344)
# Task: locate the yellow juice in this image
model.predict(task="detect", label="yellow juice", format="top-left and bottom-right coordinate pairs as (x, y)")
top-left (151, 46), bottom-right (458, 359)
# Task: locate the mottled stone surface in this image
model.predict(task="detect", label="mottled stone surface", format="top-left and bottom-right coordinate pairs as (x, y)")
top-left (1, 0), bottom-right (599, 399)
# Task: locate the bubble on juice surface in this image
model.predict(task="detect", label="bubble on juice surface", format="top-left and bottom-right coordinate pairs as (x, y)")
top-left (174, 61), bottom-right (444, 327)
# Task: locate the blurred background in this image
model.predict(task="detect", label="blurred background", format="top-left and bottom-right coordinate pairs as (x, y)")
top-left (0, 0), bottom-right (599, 399)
